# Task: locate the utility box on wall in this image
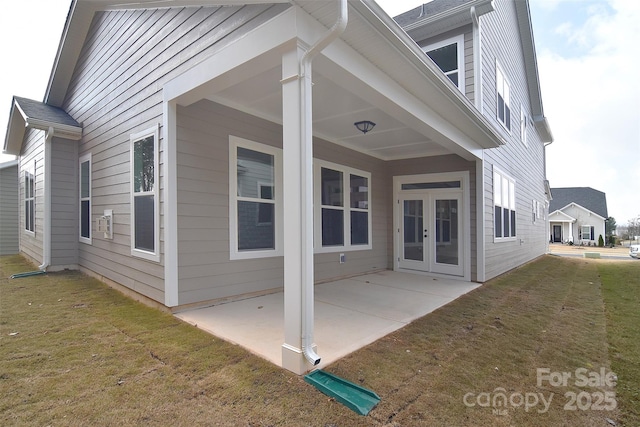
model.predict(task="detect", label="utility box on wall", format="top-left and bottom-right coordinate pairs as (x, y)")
top-left (97, 209), bottom-right (113, 239)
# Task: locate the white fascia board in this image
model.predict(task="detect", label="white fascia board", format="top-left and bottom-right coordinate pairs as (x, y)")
top-left (562, 203), bottom-right (606, 221)
top-left (398, 0), bottom-right (494, 39)
top-left (0, 159), bottom-right (19, 169)
top-left (3, 103), bottom-right (27, 155)
top-left (534, 116), bottom-right (553, 143)
top-left (91, 0), bottom-right (289, 9)
top-left (549, 210), bottom-right (575, 222)
top-left (24, 119), bottom-right (83, 140)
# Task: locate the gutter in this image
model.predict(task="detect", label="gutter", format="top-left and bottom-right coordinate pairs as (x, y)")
top-left (39, 127), bottom-right (54, 271)
top-left (294, 0), bottom-right (348, 367)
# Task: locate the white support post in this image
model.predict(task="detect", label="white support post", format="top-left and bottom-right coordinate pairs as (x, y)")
top-left (281, 45), bottom-right (311, 375)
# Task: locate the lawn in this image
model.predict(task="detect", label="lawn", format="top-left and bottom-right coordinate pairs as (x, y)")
top-left (1, 254), bottom-right (638, 426)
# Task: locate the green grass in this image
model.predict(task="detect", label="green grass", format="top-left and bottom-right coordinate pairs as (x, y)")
top-left (599, 261), bottom-right (640, 426)
top-left (1, 254), bottom-right (638, 426)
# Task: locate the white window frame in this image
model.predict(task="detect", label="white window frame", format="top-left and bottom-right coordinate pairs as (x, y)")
top-left (423, 34), bottom-right (465, 92)
top-left (24, 162), bottom-right (35, 235)
top-left (580, 225), bottom-right (593, 241)
top-left (229, 136), bottom-right (283, 260)
top-left (79, 153), bottom-right (92, 244)
top-left (493, 166), bottom-right (516, 242)
top-left (496, 61), bottom-right (511, 131)
top-left (130, 125), bottom-right (160, 262)
top-left (314, 159), bottom-right (372, 253)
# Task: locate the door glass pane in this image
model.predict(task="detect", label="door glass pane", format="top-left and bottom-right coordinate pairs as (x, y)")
top-left (435, 199), bottom-right (458, 265)
top-left (403, 200), bottom-right (423, 261)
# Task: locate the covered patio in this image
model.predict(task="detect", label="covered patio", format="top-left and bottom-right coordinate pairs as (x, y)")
top-left (175, 270), bottom-right (480, 370)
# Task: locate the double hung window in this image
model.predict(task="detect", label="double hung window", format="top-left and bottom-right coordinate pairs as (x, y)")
top-left (24, 166), bottom-right (35, 233)
top-left (131, 126), bottom-right (159, 261)
top-left (494, 167), bottom-right (516, 240)
top-left (316, 161), bottom-right (371, 252)
top-left (229, 136), bottom-right (282, 259)
top-left (79, 154), bottom-right (92, 243)
top-left (496, 62), bottom-right (511, 131)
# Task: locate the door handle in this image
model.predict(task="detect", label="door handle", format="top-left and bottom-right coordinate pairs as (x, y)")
top-left (424, 229), bottom-right (428, 238)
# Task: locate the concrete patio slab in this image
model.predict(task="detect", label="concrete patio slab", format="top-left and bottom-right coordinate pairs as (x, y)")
top-left (175, 271), bottom-right (480, 370)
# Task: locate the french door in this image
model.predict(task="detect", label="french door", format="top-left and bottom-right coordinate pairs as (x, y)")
top-left (398, 192), bottom-right (463, 276)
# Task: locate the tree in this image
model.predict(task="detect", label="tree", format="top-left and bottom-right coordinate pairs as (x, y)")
top-left (605, 217), bottom-right (617, 245)
top-left (605, 217), bottom-right (616, 237)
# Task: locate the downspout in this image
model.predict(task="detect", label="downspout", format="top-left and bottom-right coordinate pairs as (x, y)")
top-left (297, 0), bottom-right (348, 366)
top-left (471, 6), bottom-right (485, 281)
top-left (39, 127), bottom-right (53, 271)
top-left (470, 6), bottom-right (482, 110)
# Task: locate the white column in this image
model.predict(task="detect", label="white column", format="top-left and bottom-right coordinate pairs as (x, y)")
top-left (163, 98), bottom-right (179, 307)
top-left (569, 221), bottom-right (574, 243)
top-left (281, 45), bottom-right (315, 374)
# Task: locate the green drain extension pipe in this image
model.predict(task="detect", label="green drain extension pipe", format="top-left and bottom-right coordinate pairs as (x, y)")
top-left (10, 270), bottom-right (46, 279)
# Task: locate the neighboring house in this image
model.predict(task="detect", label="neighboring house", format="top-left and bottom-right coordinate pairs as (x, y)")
top-left (0, 160), bottom-right (19, 255)
top-left (548, 187), bottom-right (608, 245)
top-left (2, 0), bottom-right (552, 374)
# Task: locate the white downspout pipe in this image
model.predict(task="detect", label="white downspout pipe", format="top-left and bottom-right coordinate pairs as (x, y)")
top-left (470, 6), bottom-right (482, 110)
top-left (39, 127), bottom-right (53, 271)
top-left (296, 0), bottom-right (348, 366)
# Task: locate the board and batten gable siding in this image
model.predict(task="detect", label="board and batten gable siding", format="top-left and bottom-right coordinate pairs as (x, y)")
top-left (175, 100), bottom-right (391, 306)
top-left (50, 138), bottom-right (79, 267)
top-left (387, 155), bottom-right (477, 281)
top-left (62, 5), bottom-right (289, 303)
top-left (479, 0), bottom-right (548, 280)
top-left (18, 128), bottom-right (45, 265)
top-left (0, 163), bottom-right (19, 255)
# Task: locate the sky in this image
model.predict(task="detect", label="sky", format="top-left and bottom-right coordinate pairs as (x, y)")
top-left (0, 0), bottom-right (638, 225)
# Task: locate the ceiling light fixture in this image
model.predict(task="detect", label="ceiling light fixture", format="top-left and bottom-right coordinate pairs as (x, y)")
top-left (354, 120), bottom-right (376, 134)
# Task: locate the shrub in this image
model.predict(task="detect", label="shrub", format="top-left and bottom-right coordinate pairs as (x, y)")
top-left (598, 235), bottom-right (605, 247)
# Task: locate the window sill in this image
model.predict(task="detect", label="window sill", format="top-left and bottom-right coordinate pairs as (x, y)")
top-left (314, 244), bottom-right (372, 254)
top-left (131, 248), bottom-right (160, 262)
top-left (230, 249), bottom-right (283, 261)
top-left (493, 237), bottom-right (517, 243)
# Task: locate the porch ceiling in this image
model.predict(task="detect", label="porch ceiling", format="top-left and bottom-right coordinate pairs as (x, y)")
top-left (210, 64), bottom-right (450, 161)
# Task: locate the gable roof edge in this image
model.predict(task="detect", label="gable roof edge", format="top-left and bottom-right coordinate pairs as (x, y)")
top-left (559, 202), bottom-right (606, 221)
top-left (514, 0), bottom-right (553, 143)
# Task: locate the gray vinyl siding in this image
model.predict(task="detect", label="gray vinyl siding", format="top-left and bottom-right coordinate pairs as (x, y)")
top-left (18, 129), bottom-right (45, 264)
top-left (479, 0), bottom-right (548, 280)
top-left (176, 100), bottom-right (391, 305)
top-left (50, 138), bottom-right (79, 267)
top-left (387, 155), bottom-right (477, 281)
top-left (63, 5), bottom-right (289, 303)
top-left (0, 163), bottom-right (19, 255)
